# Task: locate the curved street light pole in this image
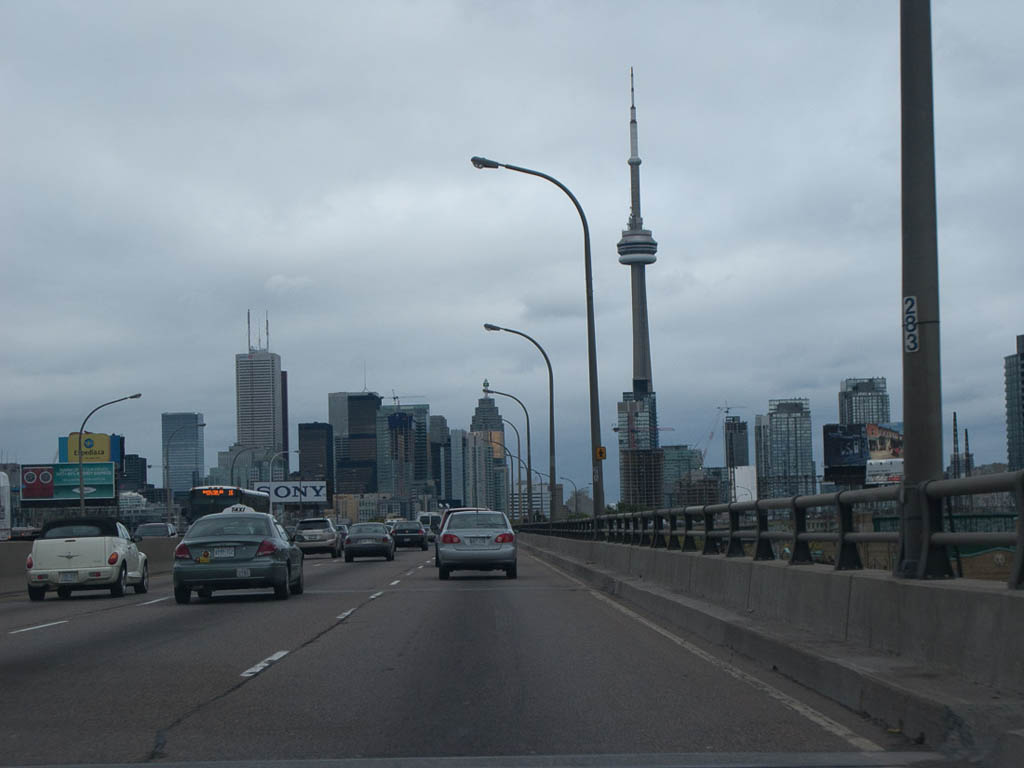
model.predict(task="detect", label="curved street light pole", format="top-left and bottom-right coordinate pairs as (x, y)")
top-left (165, 421), bottom-right (205, 525)
top-left (485, 323), bottom-right (557, 520)
top-left (229, 446), bottom-right (258, 489)
top-left (560, 476), bottom-right (578, 516)
top-left (77, 393), bottom-right (142, 515)
top-left (501, 419), bottom-right (523, 521)
top-left (483, 383), bottom-right (531, 520)
top-left (472, 157), bottom-right (604, 520)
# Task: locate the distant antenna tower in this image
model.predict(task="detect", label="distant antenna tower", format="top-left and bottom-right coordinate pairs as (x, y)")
top-left (266, 311), bottom-right (270, 352)
top-left (247, 309), bottom-right (252, 352)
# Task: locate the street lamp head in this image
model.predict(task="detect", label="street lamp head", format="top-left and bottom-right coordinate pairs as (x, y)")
top-left (129, 393), bottom-right (142, 399)
top-left (483, 323), bottom-right (502, 332)
top-left (471, 156), bottom-right (500, 169)
top-left (197, 423), bottom-right (206, 428)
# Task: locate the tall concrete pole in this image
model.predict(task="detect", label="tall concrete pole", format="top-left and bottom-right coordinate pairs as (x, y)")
top-left (898, 0), bottom-right (951, 579)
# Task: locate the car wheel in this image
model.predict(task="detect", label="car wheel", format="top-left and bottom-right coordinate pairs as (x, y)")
top-left (386, 549), bottom-right (394, 561)
top-left (197, 587), bottom-right (212, 599)
top-left (344, 551), bottom-right (353, 563)
top-left (330, 545), bottom-right (339, 559)
top-left (133, 563), bottom-right (149, 594)
top-left (110, 566), bottom-right (127, 597)
top-left (28, 585), bottom-right (46, 601)
top-left (506, 564), bottom-right (518, 580)
top-left (421, 542), bottom-right (428, 551)
top-left (174, 586), bottom-right (190, 605)
top-left (290, 564), bottom-right (304, 595)
top-left (439, 566), bottom-right (450, 580)
top-left (57, 586), bottom-right (72, 599)
top-left (274, 570), bottom-right (290, 600)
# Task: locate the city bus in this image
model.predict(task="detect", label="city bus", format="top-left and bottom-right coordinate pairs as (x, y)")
top-left (187, 486), bottom-right (271, 523)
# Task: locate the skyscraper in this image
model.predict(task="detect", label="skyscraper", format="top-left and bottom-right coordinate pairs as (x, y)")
top-left (298, 422), bottom-right (334, 499)
top-left (161, 412), bottom-right (204, 493)
top-left (1006, 334), bottom-right (1024, 471)
top-left (723, 416), bottom-right (749, 468)
top-left (236, 347), bottom-right (285, 455)
top-left (662, 444), bottom-right (703, 507)
top-left (759, 399), bottom-right (816, 498)
top-left (838, 378), bottom-right (891, 426)
top-left (377, 403), bottom-right (431, 502)
top-left (329, 391), bottom-right (382, 494)
top-left (469, 393), bottom-right (508, 516)
top-left (616, 70), bottom-right (664, 510)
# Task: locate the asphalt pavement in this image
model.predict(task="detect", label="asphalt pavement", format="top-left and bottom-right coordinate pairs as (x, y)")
top-left (0, 548), bottom-right (948, 767)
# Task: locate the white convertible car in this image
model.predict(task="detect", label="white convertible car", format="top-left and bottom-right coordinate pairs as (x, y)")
top-left (26, 518), bottom-right (149, 601)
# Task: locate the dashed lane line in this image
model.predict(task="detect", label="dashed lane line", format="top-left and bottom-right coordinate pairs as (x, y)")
top-left (368, 591), bottom-right (384, 600)
top-left (389, 580), bottom-right (401, 586)
top-left (138, 596), bottom-right (171, 606)
top-left (10, 620), bottom-right (69, 635)
top-left (336, 609), bottom-right (355, 621)
top-left (240, 650), bottom-right (289, 678)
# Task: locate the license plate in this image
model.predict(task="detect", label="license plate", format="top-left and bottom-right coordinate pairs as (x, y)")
top-left (213, 547), bottom-right (234, 558)
top-left (59, 571), bottom-right (75, 583)
top-left (236, 568), bottom-right (251, 578)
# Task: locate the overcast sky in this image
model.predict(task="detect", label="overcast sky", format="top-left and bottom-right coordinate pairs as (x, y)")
top-left (2, 1), bottom-right (1021, 503)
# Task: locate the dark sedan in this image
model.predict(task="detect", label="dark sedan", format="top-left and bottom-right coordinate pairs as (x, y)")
top-left (172, 510), bottom-right (304, 603)
top-left (391, 521), bottom-right (429, 550)
top-left (344, 523), bottom-right (395, 562)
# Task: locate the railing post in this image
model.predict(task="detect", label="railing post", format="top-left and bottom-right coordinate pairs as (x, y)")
top-left (631, 514), bottom-right (641, 546)
top-left (651, 510), bottom-right (665, 548)
top-left (1011, 473), bottom-right (1024, 589)
top-left (834, 493), bottom-right (863, 571)
top-left (702, 506), bottom-right (719, 555)
top-left (788, 497), bottom-right (811, 564)
top-left (755, 499), bottom-right (775, 561)
top-left (639, 512), bottom-right (652, 547)
top-left (726, 503), bottom-right (745, 557)
top-left (682, 510), bottom-right (697, 552)
top-left (904, 481), bottom-right (954, 579)
top-left (667, 512), bottom-right (681, 550)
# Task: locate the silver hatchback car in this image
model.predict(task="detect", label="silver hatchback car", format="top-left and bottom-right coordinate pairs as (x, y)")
top-left (436, 509), bottom-right (516, 580)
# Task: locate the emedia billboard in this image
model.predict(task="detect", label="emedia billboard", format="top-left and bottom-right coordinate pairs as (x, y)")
top-left (254, 481), bottom-right (328, 504)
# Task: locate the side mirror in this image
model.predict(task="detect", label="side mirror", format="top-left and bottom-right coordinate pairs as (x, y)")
top-left (132, 534), bottom-right (142, 543)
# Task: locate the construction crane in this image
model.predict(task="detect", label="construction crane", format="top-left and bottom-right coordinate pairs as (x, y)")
top-left (390, 391), bottom-right (425, 408)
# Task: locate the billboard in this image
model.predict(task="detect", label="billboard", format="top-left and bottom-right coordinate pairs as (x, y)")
top-left (21, 462), bottom-right (116, 501)
top-left (865, 459), bottom-right (904, 486)
top-left (823, 424), bottom-right (869, 468)
top-left (60, 432), bottom-right (117, 463)
top-left (253, 481), bottom-right (328, 504)
top-left (867, 423), bottom-right (903, 460)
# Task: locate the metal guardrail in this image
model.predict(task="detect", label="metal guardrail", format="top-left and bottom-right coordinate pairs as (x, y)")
top-left (519, 470), bottom-right (1024, 590)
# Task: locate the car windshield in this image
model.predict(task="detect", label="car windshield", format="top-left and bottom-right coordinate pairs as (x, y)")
top-left (186, 516), bottom-right (272, 538)
top-left (135, 524), bottom-right (168, 535)
top-left (296, 520), bottom-right (330, 529)
top-left (447, 513), bottom-right (507, 530)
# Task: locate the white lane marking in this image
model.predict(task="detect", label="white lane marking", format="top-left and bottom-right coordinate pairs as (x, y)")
top-left (424, 559), bottom-right (433, 564)
top-left (138, 596), bottom-right (171, 606)
top-left (337, 609), bottom-right (355, 621)
top-left (10, 620), bottom-right (69, 635)
top-left (369, 591), bottom-right (383, 600)
top-left (536, 556), bottom-right (883, 753)
top-left (405, 571), bottom-right (415, 576)
top-left (417, 565), bottom-right (425, 570)
top-left (240, 650), bottom-right (289, 678)
top-left (313, 563), bottom-right (323, 567)
top-left (389, 580), bottom-right (400, 586)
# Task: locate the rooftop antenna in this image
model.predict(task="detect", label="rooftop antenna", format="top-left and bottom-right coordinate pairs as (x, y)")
top-left (363, 360), bottom-right (367, 392)
top-left (266, 311), bottom-right (270, 352)
top-left (247, 309), bottom-right (252, 352)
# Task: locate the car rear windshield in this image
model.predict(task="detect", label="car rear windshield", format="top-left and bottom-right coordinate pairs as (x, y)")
top-left (446, 513), bottom-right (507, 530)
top-left (394, 523), bottom-right (420, 532)
top-left (297, 520), bottom-right (330, 529)
top-left (350, 524), bottom-right (384, 535)
top-left (135, 524), bottom-right (168, 535)
top-left (187, 516), bottom-right (272, 538)
top-left (43, 524), bottom-right (105, 539)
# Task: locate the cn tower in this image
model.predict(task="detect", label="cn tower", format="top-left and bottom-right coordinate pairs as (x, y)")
top-left (616, 70), bottom-right (664, 508)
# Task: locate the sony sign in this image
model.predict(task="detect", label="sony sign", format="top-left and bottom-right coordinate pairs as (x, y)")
top-left (254, 481), bottom-right (328, 502)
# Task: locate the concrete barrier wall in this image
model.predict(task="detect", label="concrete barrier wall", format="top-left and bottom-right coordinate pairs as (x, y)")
top-left (522, 535), bottom-right (1024, 695)
top-left (1, 538), bottom-right (178, 596)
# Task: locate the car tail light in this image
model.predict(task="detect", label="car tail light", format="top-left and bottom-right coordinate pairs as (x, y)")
top-left (495, 532), bottom-right (515, 544)
top-left (256, 540), bottom-right (277, 557)
top-left (174, 542), bottom-right (191, 560)
top-left (344, 537), bottom-right (351, 545)
top-left (381, 537), bottom-right (390, 543)
top-left (418, 529), bottom-right (425, 536)
top-left (441, 533), bottom-right (461, 544)
top-left (108, 552), bottom-right (119, 565)
top-left (26, 554), bottom-right (33, 569)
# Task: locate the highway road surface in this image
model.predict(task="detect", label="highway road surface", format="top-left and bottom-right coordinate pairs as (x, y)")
top-left (0, 548), bottom-right (950, 767)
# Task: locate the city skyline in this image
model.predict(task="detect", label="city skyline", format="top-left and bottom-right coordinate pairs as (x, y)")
top-left (2, 2), bottom-right (1022, 503)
